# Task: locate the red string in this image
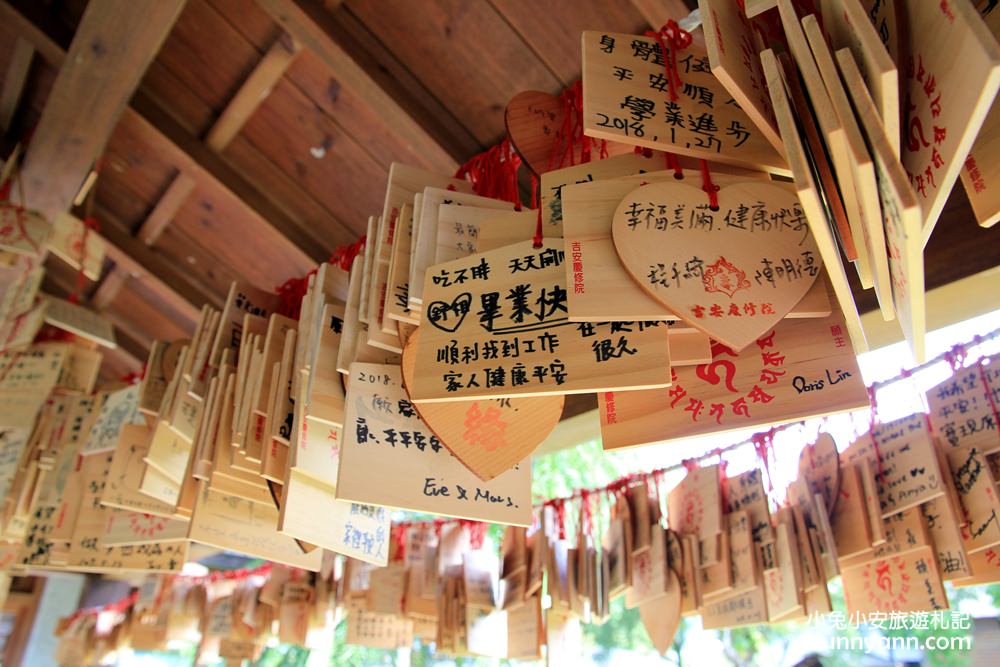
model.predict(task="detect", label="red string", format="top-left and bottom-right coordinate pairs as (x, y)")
top-left (69, 216), bottom-right (101, 305)
top-left (715, 449), bottom-right (729, 510)
top-left (644, 21), bottom-right (693, 102)
top-left (699, 160), bottom-right (720, 209)
top-left (464, 521), bottom-right (487, 549)
top-left (454, 138), bottom-right (523, 209)
top-left (392, 524), bottom-right (407, 562)
top-left (275, 237), bottom-right (367, 319)
top-left (554, 499), bottom-right (567, 540)
top-left (751, 430), bottom-right (775, 492)
top-left (580, 489), bottom-right (593, 538)
top-left (681, 458), bottom-right (698, 472)
top-left (945, 342), bottom-right (968, 371)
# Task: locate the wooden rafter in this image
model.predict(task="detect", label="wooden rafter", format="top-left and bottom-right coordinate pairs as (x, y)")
top-left (255, 0), bottom-right (465, 171)
top-left (629, 0), bottom-right (698, 28)
top-left (0, 37), bottom-right (33, 133)
top-left (18, 0), bottom-right (187, 218)
top-left (137, 32), bottom-right (304, 246)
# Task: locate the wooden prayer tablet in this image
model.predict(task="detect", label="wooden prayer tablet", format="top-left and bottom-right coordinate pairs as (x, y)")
top-left (960, 6), bottom-right (1000, 227)
top-left (401, 329), bottom-right (562, 482)
top-left (435, 205), bottom-right (535, 264)
top-left (842, 545), bottom-right (948, 614)
top-left (337, 363), bottom-right (532, 525)
top-left (306, 303), bottom-right (346, 427)
top-left (100, 509), bottom-right (189, 547)
top-left (777, 0), bottom-right (874, 291)
top-left (386, 203), bottom-right (416, 325)
top-left (837, 48), bottom-right (927, 362)
top-left (42, 296), bottom-right (116, 348)
top-left (473, 209), bottom-right (548, 254)
top-left (698, 0), bottom-right (783, 152)
top-left (946, 446), bottom-right (1000, 554)
top-left (743, 0), bottom-right (776, 16)
top-left (580, 31), bottom-right (789, 174)
top-left (187, 480), bottom-right (323, 571)
top-left (899, 0), bottom-right (1000, 243)
top-left (601, 289), bottom-right (868, 450)
top-left (504, 90), bottom-right (636, 177)
top-left (409, 239), bottom-right (671, 402)
top-left (0, 205), bottom-right (50, 257)
top-left (638, 569), bottom-right (682, 654)
top-left (925, 356), bottom-right (1000, 453)
top-left (367, 210), bottom-right (400, 340)
top-left (0, 260), bottom-right (44, 321)
top-left (611, 180), bottom-right (823, 352)
top-left (358, 215), bottom-right (376, 325)
top-left (798, 432), bottom-right (840, 516)
top-left (667, 464), bottom-right (723, 564)
top-left (818, 0), bottom-right (900, 157)
top-left (700, 583), bottom-right (768, 629)
top-left (48, 212), bottom-right (104, 280)
top-left (409, 188), bottom-right (513, 309)
top-left (803, 15), bottom-right (895, 322)
top-left (760, 49), bottom-right (867, 353)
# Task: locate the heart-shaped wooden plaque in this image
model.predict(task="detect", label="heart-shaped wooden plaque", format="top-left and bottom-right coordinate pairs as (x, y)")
top-left (505, 90), bottom-right (635, 177)
top-left (639, 569), bottom-right (682, 655)
top-left (612, 181), bottom-right (822, 351)
top-left (401, 328), bottom-right (563, 482)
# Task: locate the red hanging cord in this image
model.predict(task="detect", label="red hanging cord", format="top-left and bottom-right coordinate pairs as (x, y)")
top-left (644, 20), bottom-right (693, 102)
top-left (751, 429), bottom-right (776, 492)
top-left (580, 489), bottom-right (593, 538)
top-left (392, 524), bottom-right (407, 562)
top-left (699, 159), bottom-right (720, 209)
top-left (715, 448), bottom-right (729, 510)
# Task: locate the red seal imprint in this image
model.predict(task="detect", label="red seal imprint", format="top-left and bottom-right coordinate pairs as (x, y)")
top-left (702, 256), bottom-right (750, 298)
top-left (679, 487), bottom-right (704, 534)
top-left (862, 557), bottom-right (912, 612)
top-left (128, 512), bottom-right (168, 538)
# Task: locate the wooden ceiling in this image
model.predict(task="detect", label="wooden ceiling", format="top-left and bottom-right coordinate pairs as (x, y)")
top-left (1, 0), bottom-right (998, 394)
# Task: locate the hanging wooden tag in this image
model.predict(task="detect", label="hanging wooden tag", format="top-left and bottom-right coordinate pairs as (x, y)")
top-left (799, 432), bottom-right (840, 514)
top-left (638, 568), bottom-right (682, 654)
top-left (843, 545), bottom-right (948, 614)
top-left (410, 239), bottom-right (671, 402)
top-left (0, 205), bottom-right (50, 257)
top-left (626, 523), bottom-right (669, 608)
top-left (698, 0), bottom-right (783, 151)
top-left (346, 611), bottom-right (414, 649)
top-left (726, 510), bottom-right (759, 596)
top-left (385, 203), bottom-right (416, 325)
top-left (562, 169), bottom-right (824, 324)
top-left (338, 263), bottom-right (400, 374)
top-left (0, 259), bottom-right (44, 321)
top-left (840, 506), bottom-right (930, 570)
top-left (819, 0), bottom-right (900, 156)
top-left (436, 205), bottom-right (537, 265)
top-left (506, 593), bottom-right (542, 660)
top-left (760, 49), bottom-right (867, 351)
top-left (581, 31), bottom-right (788, 173)
top-left (845, 413), bottom-right (946, 517)
top-left (187, 481), bottom-right (323, 570)
top-left (726, 469), bottom-right (773, 547)
top-left (926, 357), bottom-right (1000, 453)
top-left (899, 0), bottom-right (1000, 241)
top-left (668, 464), bottom-right (723, 566)
top-left (410, 187), bottom-right (510, 310)
top-left (948, 446), bottom-right (1000, 553)
top-left (699, 518), bottom-right (734, 600)
top-left (837, 49), bottom-right (928, 362)
top-left (601, 299), bottom-right (868, 449)
top-left (337, 363), bottom-right (532, 525)
top-left (306, 303), bottom-right (346, 427)
top-left (100, 508), bottom-right (189, 547)
top-left (366, 211), bottom-right (403, 349)
top-left (102, 423), bottom-right (179, 519)
top-left (42, 296), bottom-right (116, 349)
top-left (612, 180), bottom-right (822, 351)
top-left (959, 4), bottom-right (1000, 227)
top-left (401, 328), bottom-right (561, 481)
top-left (48, 213), bottom-right (104, 280)
top-left (83, 386), bottom-right (142, 456)
top-left (700, 582), bottom-right (768, 629)
top-left (763, 522), bottom-right (805, 621)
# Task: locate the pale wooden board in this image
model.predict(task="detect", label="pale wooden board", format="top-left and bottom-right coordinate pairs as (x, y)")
top-left (0, 300), bottom-right (47, 350)
top-left (42, 296), bottom-right (116, 348)
top-left (100, 508), bottom-right (189, 547)
top-left (667, 464), bottom-right (723, 563)
top-left (0, 206), bottom-right (50, 257)
top-left (760, 49), bottom-right (868, 352)
top-left (844, 413), bottom-right (946, 517)
top-left (836, 48), bottom-right (928, 362)
top-left (207, 281), bottom-right (281, 373)
top-left (580, 31), bottom-right (789, 174)
top-left (0, 343), bottom-right (66, 395)
top-left (365, 211), bottom-right (404, 353)
top-left (926, 356), bottom-right (1000, 453)
top-left (307, 303), bottom-right (346, 427)
top-left (278, 470), bottom-right (390, 565)
top-left (0, 260), bottom-right (44, 321)
top-left (385, 203), bottom-right (417, 324)
top-left (47, 212), bottom-right (104, 280)
top-left (601, 286), bottom-right (868, 449)
top-left (698, 0), bottom-right (783, 152)
top-left (101, 423), bottom-right (181, 519)
top-left (144, 419), bottom-right (193, 485)
top-left (83, 385), bottom-right (143, 455)
top-left (338, 262), bottom-right (399, 373)
top-left (59, 345), bottom-right (102, 394)
top-left (946, 447), bottom-right (1000, 553)
top-left (409, 188), bottom-right (512, 308)
top-left (187, 480), bottom-right (323, 571)
top-left (358, 215), bottom-right (377, 324)
top-left (409, 239), bottom-right (672, 402)
top-left (842, 545), bottom-right (947, 613)
top-left (700, 584), bottom-right (768, 628)
top-left (804, 16), bottom-right (895, 322)
top-left (560, 170), bottom-right (830, 324)
top-left (819, 0), bottom-right (900, 156)
top-left (899, 0), bottom-right (1000, 243)
top-left (436, 205), bottom-right (537, 265)
top-left (611, 180), bottom-right (823, 352)
top-left (777, 0), bottom-right (874, 290)
top-left (744, 0), bottom-right (776, 17)
top-left (337, 363), bottom-right (532, 525)
top-left (401, 328), bottom-right (562, 482)
top-left (17, 421), bottom-right (80, 567)
top-left (923, 494), bottom-right (972, 580)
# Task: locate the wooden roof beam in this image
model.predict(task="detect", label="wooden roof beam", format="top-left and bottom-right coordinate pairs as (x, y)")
top-left (255, 0), bottom-right (469, 170)
top-left (138, 32), bottom-right (304, 246)
top-left (17, 0), bottom-right (187, 218)
top-left (0, 38), bottom-right (33, 133)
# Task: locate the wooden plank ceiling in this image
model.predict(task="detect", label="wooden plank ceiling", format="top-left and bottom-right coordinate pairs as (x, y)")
top-left (1, 0), bottom-right (998, 402)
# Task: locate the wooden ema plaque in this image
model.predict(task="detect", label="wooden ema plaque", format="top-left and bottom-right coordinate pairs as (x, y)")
top-left (409, 239), bottom-right (671, 402)
top-left (102, 423), bottom-right (182, 519)
top-left (337, 363), bottom-right (532, 525)
top-left (926, 356), bottom-right (1000, 453)
top-left (836, 49), bottom-right (928, 362)
top-left (580, 31), bottom-right (788, 174)
top-left (48, 212), bottom-right (104, 280)
top-left (899, 0), bottom-right (1000, 242)
top-left (842, 546), bottom-right (948, 614)
top-left (187, 480), bottom-right (322, 571)
top-left (667, 464), bottom-right (723, 565)
top-left (42, 296), bottom-right (116, 349)
top-left (760, 49), bottom-right (866, 352)
top-left (798, 432), bottom-right (840, 514)
top-left (0, 205), bottom-right (50, 257)
top-left (698, 0), bottom-right (783, 152)
top-left (611, 180), bottom-right (823, 351)
top-left (601, 292), bottom-right (868, 449)
top-left (946, 446), bottom-right (1000, 554)
top-left (401, 329), bottom-right (562, 482)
